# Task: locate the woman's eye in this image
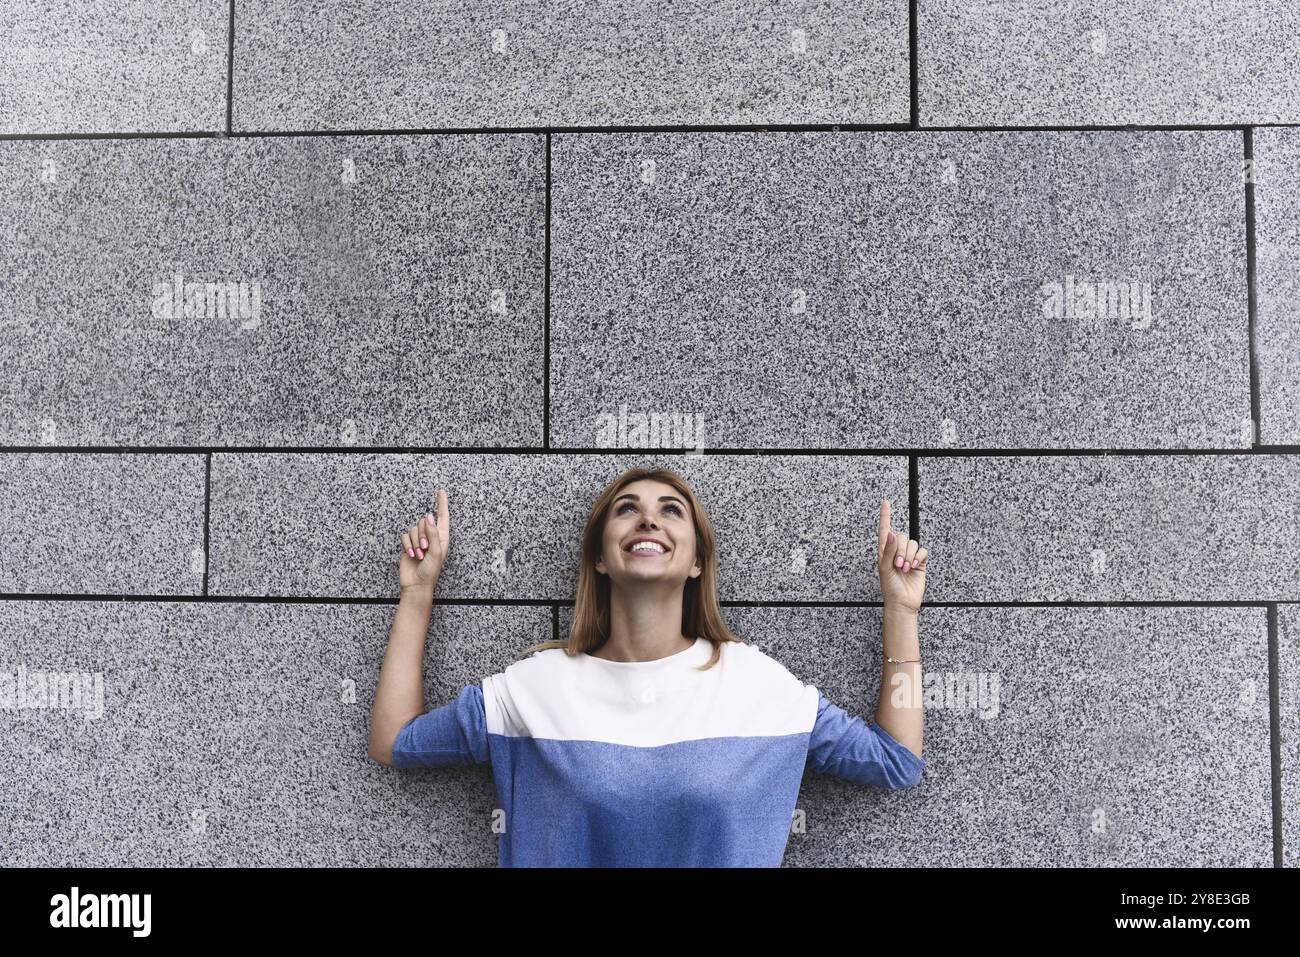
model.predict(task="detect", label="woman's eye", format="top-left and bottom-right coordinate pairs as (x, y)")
top-left (617, 502), bottom-right (682, 516)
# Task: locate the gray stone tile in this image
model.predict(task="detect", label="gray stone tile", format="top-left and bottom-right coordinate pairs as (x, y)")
top-left (920, 454), bottom-right (1300, 601)
top-left (0, 135), bottom-right (544, 446)
top-left (233, 0), bottom-right (909, 130)
top-left (0, 453), bottom-right (205, 595)
top-left (0, 0), bottom-right (229, 134)
top-left (550, 131), bottom-right (1248, 449)
top-left (1282, 604), bottom-right (1299, 867)
top-left (209, 452), bottom-right (908, 601)
top-left (920, 0), bottom-right (1300, 126)
top-left (1255, 128), bottom-right (1300, 446)
top-left (721, 605), bottom-right (1270, 866)
top-left (0, 598), bottom-right (549, 865)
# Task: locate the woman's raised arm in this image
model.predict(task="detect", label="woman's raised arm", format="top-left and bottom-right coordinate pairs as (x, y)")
top-left (367, 489), bottom-right (451, 766)
top-left (875, 498), bottom-right (927, 760)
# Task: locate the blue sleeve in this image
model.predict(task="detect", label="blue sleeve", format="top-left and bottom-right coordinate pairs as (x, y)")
top-left (390, 683), bottom-right (490, 768)
top-left (805, 691), bottom-right (924, 789)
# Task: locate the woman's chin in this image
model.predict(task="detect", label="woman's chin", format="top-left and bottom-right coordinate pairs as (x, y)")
top-left (613, 569), bottom-right (685, 587)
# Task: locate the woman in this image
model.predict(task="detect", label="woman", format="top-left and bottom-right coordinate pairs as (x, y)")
top-left (368, 466), bottom-right (928, 867)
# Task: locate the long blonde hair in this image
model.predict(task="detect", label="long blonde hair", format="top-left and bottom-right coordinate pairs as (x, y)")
top-left (518, 465), bottom-right (741, 671)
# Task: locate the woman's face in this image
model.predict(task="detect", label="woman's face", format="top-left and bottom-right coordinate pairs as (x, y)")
top-left (595, 478), bottom-right (702, 589)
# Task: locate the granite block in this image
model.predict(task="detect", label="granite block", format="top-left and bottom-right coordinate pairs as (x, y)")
top-left (729, 604), bottom-right (1271, 866)
top-left (233, 0), bottom-right (909, 130)
top-left (920, 0), bottom-right (1300, 126)
top-left (0, 135), bottom-right (544, 446)
top-left (0, 0), bottom-right (229, 134)
top-left (551, 131), bottom-right (1247, 449)
top-left (1280, 603), bottom-right (1299, 867)
top-left (1254, 128), bottom-right (1300, 446)
top-left (0, 599), bottom-right (548, 865)
top-left (0, 453), bottom-right (205, 595)
top-left (920, 454), bottom-right (1300, 601)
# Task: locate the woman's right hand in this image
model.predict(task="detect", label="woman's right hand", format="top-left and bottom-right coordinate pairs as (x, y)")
top-left (399, 488), bottom-right (450, 598)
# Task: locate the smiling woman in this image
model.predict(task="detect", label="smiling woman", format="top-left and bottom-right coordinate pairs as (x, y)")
top-left (367, 466), bottom-right (928, 867)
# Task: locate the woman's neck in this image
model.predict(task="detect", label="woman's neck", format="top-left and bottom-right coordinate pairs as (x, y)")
top-left (595, 585), bottom-right (693, 662)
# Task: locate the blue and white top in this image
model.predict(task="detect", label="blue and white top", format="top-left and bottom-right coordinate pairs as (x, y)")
top-left (390, 635), bottom-right (925, 866)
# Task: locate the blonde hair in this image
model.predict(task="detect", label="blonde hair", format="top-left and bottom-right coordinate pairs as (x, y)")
top-left (518, 465), bottom-right (742, 671)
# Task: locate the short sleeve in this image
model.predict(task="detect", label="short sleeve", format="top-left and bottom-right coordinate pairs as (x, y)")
top-left (390, 683), bottom-right (490, 768)
top-left (805, 690), bottom-right (924, 789)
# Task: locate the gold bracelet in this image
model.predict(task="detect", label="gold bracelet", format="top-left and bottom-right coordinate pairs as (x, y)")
top-left (885, 655), bottom-right (920, 663)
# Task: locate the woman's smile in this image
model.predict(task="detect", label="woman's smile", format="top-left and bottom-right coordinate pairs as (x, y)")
top-left (625, 536), bottom-right (670, 556)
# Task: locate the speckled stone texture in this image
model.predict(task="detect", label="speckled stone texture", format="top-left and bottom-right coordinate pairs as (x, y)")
top-left (1255, 128), bottom-right (1300, 446)
top-left (0, 0), bottom-right (230, 134)
top-left (552, 130), bottom-right (1247, 449)
top-left (207, 452), bottom-right (908, 600)
top-left (0, 599), bottom-right (548, 866)
top-left (919, 455), bottom-right (1300, 602)
top-left (0, 453), bottom-right (205, 594)
top-left (557, 604), bottom-right (1273, 865)
top-left (1, 10), bottom-right (1289, 870)
top-left (920, 0), bottom-right (1300, 126)
top-left (0, 135), bottom-right (544, 446)
top-left (1282, 605), bottom-right (1300, 868)
top-left (233, 0), bottom-right (909, 130)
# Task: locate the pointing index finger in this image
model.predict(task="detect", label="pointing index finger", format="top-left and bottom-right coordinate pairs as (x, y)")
top-left (436, 488), bottom-right (451, 543)
top-left (878, 498), bottom-right (891, 561)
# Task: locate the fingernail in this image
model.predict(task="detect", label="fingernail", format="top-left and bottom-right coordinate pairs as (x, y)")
top-left (887, 531), bottom-right (895, 544)
top-left (417, 548), bottom-right (424, 559)
top-left (895, 555), bottom-right (904, 567)
top-left (420, 537), bottom-right (428, 549)
top-left (427, 512), bottom-right (435, 524)
top-left (904, 560), bottom-right (911, 572)
top-left (407, 548), bottom-right (414, 558)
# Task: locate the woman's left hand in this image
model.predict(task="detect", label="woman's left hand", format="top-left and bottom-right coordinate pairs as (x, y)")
top-left (878, 498), bottom-right (928, 612)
